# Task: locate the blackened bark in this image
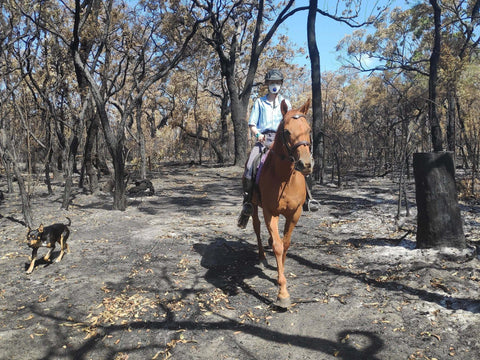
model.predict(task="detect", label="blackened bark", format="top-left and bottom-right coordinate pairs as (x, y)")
top-left (220, 82), bottom-right (229, 163)
top-left (136, 98), bottom-right (147, 179)
top-left (62, 135), bottom-right (79, 210)
top-left (0, 146), bottom-right (33, 227)
top-left (5, 159), bottom-right (14, 193)
top-left (429, 0), bottom-right (443, 151)
top-left (308, 0), bottom-right (324, 183)
top-left (81, 115), bottom-right (100, 193)
top-left (112, 144), bottom-right (127, 210)
top-left (412, 1), bottom-right (465, 250)
top-left (12, 162), bottom-right (33, 228)
top-left (45, 146), bottom-right (53, 195)
top-left (229, 92), bottom-right (249, 166)
top-left (413, 152), bottom-right (465, 249)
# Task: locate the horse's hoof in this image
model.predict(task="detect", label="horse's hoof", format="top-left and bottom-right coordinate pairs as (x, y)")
top-left (274, 296), bottom-right (291, 309)
top-left (258, 258), bottom-right (268, 269)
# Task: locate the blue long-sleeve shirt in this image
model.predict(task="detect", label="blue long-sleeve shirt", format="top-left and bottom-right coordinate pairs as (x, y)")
top-left (248, 95), bottom-right (291, 133)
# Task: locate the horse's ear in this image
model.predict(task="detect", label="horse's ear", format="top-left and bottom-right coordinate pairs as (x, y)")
top-left (299, 98), bottom-right (311, 114)
top-left (281, 99), bottom-right (289, 116)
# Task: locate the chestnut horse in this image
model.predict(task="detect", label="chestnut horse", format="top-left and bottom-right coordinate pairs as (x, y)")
top-left (251, 99), bottom-right (313, 309)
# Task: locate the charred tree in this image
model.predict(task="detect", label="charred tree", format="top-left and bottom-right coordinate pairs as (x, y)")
top-left (413, 0), bottom-right (465, 249)
top-left (307, 0), bottom-right (324, 183)
top-left (413, 152), bottom-right (465, 249)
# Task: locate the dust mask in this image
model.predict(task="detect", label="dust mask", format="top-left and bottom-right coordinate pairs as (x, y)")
top-left (268, 83), bottom-right (281, 94)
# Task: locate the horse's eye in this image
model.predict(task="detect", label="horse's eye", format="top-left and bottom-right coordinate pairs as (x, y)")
top-left (284, 129), bottom-right (291, 138)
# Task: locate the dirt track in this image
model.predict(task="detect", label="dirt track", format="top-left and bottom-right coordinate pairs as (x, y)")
top-left (1, 164), bottom-right (480, 360)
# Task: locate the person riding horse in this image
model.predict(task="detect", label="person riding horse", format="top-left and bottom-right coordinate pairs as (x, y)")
top-left (238, 69), bottom-right (318, 229)
top-left (250, 98), bottom-right (314, 308)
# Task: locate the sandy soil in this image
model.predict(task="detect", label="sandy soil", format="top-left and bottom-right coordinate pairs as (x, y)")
top-left (0, 163), bottom-right (479, 360)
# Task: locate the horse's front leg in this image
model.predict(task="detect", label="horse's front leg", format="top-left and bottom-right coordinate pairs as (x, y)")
top-left (281, 207), bottom-right (302, 266)
top-left (264, 211), bottom-right (290, 308)
top-left (252, 205), bottom-right (266, 266)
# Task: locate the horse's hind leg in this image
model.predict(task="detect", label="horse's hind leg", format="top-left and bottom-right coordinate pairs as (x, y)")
top-left (252, 205), bottom-right (267, 266)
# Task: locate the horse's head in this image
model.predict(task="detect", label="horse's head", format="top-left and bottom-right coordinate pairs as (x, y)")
top-left (280, 99), bottom-right (313, 175)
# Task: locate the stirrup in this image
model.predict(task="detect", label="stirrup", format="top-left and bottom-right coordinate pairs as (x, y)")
top-left (306, 199), bottom-right (320, 212)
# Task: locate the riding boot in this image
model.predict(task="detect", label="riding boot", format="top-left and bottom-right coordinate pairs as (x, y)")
top-left (237, 178), bottom-right (254, 228)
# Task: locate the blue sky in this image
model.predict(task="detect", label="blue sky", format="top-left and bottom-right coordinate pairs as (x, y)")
top-left (281, 1), bottom-right (406, 72)
top-left (281, 4), bottom-right (356, 71)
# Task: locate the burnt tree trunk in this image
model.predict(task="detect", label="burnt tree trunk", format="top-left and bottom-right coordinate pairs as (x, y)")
top-left (227, 75), bottom-right (249, 166)
top-left (308, 0), bottom-right (324, 183)
top-left (135, 98), bottom-right (147, 179)
top-left (12, 162), bottom-right (33, 228)
top-left (0, 145), bottom-right (33, 228)
top-left (62, 134), bottom-right (79, 210)
top-left (411, 1), bottom-right (465, 250)
top-left (413, 152), bottom-right (465, 249)
top-left (81, 114), bottom-right (100, 193)
top-left (429, 0), bottom-right (443, 152)
top-left (112, 143), bottom-right (127, 210)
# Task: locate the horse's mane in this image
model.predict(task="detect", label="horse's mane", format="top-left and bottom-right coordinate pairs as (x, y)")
top-left (272, 121), bottom-right (285, 151)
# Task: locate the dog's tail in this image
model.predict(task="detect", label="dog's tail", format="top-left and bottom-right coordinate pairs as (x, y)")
top-left (65, 217), bottom-right (71, 226)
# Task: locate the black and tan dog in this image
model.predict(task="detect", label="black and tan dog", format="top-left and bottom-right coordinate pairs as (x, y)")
top-left (26, 217), bottom-right (71, 274)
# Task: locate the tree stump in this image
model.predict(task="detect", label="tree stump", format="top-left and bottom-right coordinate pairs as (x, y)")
top-left (413, 152), bottom-right (465, 249)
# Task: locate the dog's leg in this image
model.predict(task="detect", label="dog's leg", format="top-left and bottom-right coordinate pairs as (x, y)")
top-left (64, 229), bottom-right (70, 253)
top-left (44, 246), bottom-right (54, 262)
top-left (56, 235), bottom-right (64, 262)
top-left (27, 248), bottom-right (38, 274)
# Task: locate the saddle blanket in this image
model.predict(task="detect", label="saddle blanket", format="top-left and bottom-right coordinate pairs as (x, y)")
top-left (255, 150), bottom-right (270, 185)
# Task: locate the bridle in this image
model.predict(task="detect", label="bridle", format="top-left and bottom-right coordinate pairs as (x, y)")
top-left (281, 114), bottom-right (312, 165)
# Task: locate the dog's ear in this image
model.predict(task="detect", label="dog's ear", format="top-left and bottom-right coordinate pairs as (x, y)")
top-left (38, 224), bottom-right (44, 232)
top-left (27, 227), bottom-right (31, 232)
